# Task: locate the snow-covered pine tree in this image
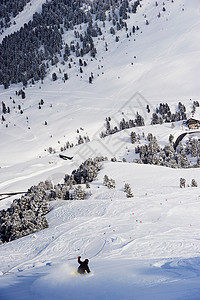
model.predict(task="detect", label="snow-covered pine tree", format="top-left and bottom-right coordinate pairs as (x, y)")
top-left (179, 152), bottom-right (190, 168)
top-left (52, 72), bottom-right (57, 81)
top-left (0, 189), bottom-right (49, 243)
top-left (103, 175), bottom-right (109, 186)
top-left (111, 157), bottom-right (117, 162)
top-left (78, 135), bottom-right (84, 145)
top-left (1, 101), bottom-right (7, 114)
top-left (45, 180), bottom-right (53, 190)
top-left (169, 134), bottom-right (174, 144)
top-left (130, 131), bottom-right (137, 144)
top-left (86, 181), bottom-right (90, 188)
top-left (74, 185), bottom-right (86, 200)
top-left (103, 175), bottom-right (116, 189)
top-left (191, 179), bottom-right (198, 187)
top-left (191, 139), bottom-right (198, 157)
top-left (180, 178), bottom-right (186, 188)
top-left (107, 178), bottom-right (116, 189)
top-left (124, 183), bottom-right (134, 198)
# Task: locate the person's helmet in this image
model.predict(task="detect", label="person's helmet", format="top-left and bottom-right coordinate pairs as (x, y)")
top-left (85, 259), bottom-right (89, 263)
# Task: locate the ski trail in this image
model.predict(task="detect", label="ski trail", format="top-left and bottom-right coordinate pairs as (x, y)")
top-left (165, 21), bottom-right (200, 58)
top-left (0, 159), bottom-right (62, 190)
top-left (89, 239), bottom-right (107, 259)
top-left (2, 217), bottom-right (104, 274)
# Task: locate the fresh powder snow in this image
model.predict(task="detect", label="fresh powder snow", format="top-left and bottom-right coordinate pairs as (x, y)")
top-left (0, 0), bottom-right (200, 299)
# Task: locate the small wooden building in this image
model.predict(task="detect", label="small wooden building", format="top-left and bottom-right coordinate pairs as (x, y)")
top-left (185, 118), bottom-right (200, 129)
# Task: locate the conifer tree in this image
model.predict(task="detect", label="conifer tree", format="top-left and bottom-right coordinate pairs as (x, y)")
top-left (191, 179), bottom-right (198, 187)
top-left (2, 101), bottom-right (6, 114)
top-left (180, 178), bottom-right (186, 188)
top-left (74, 185), bottom-right (86, 200)
top-left (124, 183), bottom-right (134, 198)
top-left (86, 181), bottom-right (90, 189)
top-left (52, 73), bottom-right (57, 81)
top-left (130, 131), bottom-right (137, 144)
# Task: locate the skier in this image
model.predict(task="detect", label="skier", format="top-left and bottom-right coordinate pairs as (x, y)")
top-left (77, 256), bottom-right (91, 274)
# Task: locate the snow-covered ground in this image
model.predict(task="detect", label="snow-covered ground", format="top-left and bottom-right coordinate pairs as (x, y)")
top-left (1, 161), bottom-right (200, 300)
top-left (1, 0), bottom-right (200, 299)
top-left (0, 0), bottom-right (46, 43)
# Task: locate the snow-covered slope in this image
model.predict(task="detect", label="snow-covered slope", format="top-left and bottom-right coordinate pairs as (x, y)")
top-left (0, 0), bottom-right (200, 167)
top-left (1, 159), bottom-right (200, 299)
top-left (0, 0), bottom-right (46, 43)
top-left (0, 0), bottom-right (200, 299)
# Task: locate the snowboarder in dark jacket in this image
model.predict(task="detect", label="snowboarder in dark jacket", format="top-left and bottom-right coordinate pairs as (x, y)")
top-left (77, 256), bottom-right (91, 274)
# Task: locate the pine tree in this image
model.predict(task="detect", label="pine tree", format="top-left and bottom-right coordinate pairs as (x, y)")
top-left (86, 181), bottom-right (90, 189)
top-left (64, 73), bottom-right (68, 80)
top-left (79, 58), bottom-right (83, 66)
top-left (169, 134), bottom-right (174, 144)
top-left (130, 131), bottom-right (137, 144)
top-left (180, 178), bottom-right (186, 188)
top-left (74, 185), bottom-right (86, 200)
top-left (191, 179), bottom-right (198, 187)
top-left (2, 101), bottom-right (7, 114)
top-left (103, 175), bottom-right (109, 186)
top-left (78, 135), bottom-right (84, 145)
top-left (110, 27), bottom-right (115, 35)
top-left (52, 73), bottom-right (57, 81)
top-left (63, 190), bottom-right (70, 200)
top-left (124, 183), bottom-right (134, 198)
top-left (103, 175), bottom-right (115, 189)
top-left (107, 178), bottom-right (116, 189)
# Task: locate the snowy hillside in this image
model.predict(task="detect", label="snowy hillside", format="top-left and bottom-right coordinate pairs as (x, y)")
top-left (0, 0), bottom-right (200, 166)
top-left (1, 159), bottom-right (200, 299)
top-left (0, 0), bottom-right (46, 43)
top-left (0, 0), bottom-right (200, 299)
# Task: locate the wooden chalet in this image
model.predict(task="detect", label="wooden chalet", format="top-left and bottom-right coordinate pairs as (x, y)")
top-left (185, 118), bottom-right (200, 129)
